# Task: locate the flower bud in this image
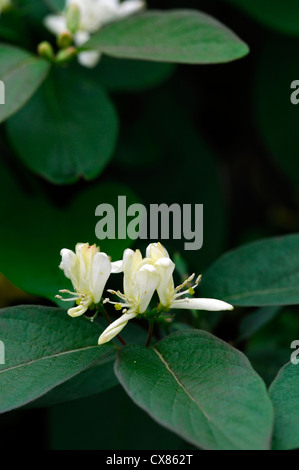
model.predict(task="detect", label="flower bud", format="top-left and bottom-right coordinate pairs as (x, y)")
top-left (37, 41), bottom-right (55, 62)
top-left (57, 31), bottom-right (73, 49)
top-left (55, 46), bottom-right (77, 64)
top-left (66, 3), bottom-right (80, 34)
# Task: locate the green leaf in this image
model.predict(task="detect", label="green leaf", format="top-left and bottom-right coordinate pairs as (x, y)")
top-left (200, 234), bottom-right (299, 306)
top-left (220, 0), bottom-right (299, 36)
top-left (90, 56), bottom-right (175, 92)
top-left (0, 305), bottom-right (114, 413)
top-left (29, 318), bottom-right (147, 408)
top-left (6, 66), bottom-right (118, 184)
top-left (255, 36), bottom-right (299, 188)
top-left (29, 360), bottom-right (118, 408)
top-left (0, 159), bottom-right (139, 303)
top-left (115, 330), bottom-right (273, 450)
top-left (49, 386), bottom-right (185, 450)
top-left (84, 10), bottom-right (249, 64)
top-left (0, 44), bottom-right (50, 124)
top-left (269, 362), bottom-right (299, 450)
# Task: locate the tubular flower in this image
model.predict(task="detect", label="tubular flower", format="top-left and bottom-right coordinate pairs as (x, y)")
top-left (56, 243), bottom-right (111, 317)
top-left (44, 0), bottom-right (146, 67)
top-left (98, 248), bottom-right (160, 344)
top-left (146, 242), bottom-right (234, 312)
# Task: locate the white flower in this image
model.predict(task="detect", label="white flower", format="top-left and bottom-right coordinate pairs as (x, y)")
top-left (146, 242), bottom-right (234, 312)
top-left (98, 248), bottom-right (159, 344)
top-left (44, 0), bottom-right (146, 67)
top-left (56, 242), bottom-right (112, 317)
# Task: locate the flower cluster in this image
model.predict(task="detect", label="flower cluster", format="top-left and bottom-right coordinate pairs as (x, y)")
top-left (44, 0), bottom-right (145, 67)
top-left (57, 242), bottom-right (233, 345)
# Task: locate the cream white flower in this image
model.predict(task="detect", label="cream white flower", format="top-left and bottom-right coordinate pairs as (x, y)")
top-left (146, 242), bottom-right (234, 312)
top-left (98, 248), bottom-right (160, 344)
top-left (56, 242), bottom-right (112, 317)
top-left (44, 0), bottom-right (146, 67)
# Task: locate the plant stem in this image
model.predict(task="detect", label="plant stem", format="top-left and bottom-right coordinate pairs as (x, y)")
top-left (146, 320), bottom-right (154, 348)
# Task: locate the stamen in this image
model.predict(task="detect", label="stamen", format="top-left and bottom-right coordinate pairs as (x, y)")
top-left (173, 273), bottom-right (202, 299)
top-left (56, 294), bottom-right (81, 302)
top-left (107, 289), bottom-right (127, 301)
top-left (59, 289), bottom-right (80, 296)
top-left (174, 273), bottom-right (195, 292)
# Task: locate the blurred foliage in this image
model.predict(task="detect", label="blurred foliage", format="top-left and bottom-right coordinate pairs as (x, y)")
top-left (49, 386), bottom-right (187, 450)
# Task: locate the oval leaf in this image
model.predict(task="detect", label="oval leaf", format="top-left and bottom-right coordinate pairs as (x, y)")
top-left (7, 66), bottom-right (118, 184)
top-left (84, 10), bottom-right (249, 64)
top-left (0, 44), bottom-right (50, 123)
top-left (90, 57), bottom-right (175, 92)
top-left (269, 361), bottom-right (299, 450)
top-left (29, 319), bottom-right (147, 408)
top-left (0, 305), bottom-right (115, 413)
top-left (115, 330), bottom-right (273, 450)
top-left (201, 235), bottom-right (299, 306)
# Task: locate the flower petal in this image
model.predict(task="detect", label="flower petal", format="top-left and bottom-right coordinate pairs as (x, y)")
top-left (44, 14), bottom-right (68, 36)
top-left (92, 252), bottom-right (111, 303)
top-left (74, 31), bottom-right (91, 47)
top-left (98, 311), bottom-right (137, 345)
top-left (135, 264), bottom-right (160, 313)
top-left (111, 259), bottom-right (124, 273)
top-left (59, 248), bottom-right (79, 287)
top-left (154, 257), bottom-right (175, 307)
top-left (170, 297), bottom-right (234, 311)
top-left (117, 0), bottom-right (146, 19)
top-left (67, 303), bottom-right (89, 317)
top-left (146, 242), bottom-right (169, 261)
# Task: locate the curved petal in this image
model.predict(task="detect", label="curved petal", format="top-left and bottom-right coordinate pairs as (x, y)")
top-left (92, 252), bottom-right (111, 303)
top-left (135, 264), bottom-right (160, 313)
top-left (74, 30), bottom-right (91, 46)
top-left (154, 257), bottom-right (175, 306)
top-left (111, 259), bottom-right (124, 273)
top-left (67, 303), bottom-right (89, 317)
top-left (59, 248), bottom-right (78, 287)
top-left (170, 297), bottom-right (234, 311)
top-left (44, 14), bottom-right (68, 36)
top-left (78, 51), bottom-right (102, 68)
top-left (146, 242), bottom-right (169, 261)
top-left (98, 311), bottom-right (137, 345)
top-left (117, 0), bottom-right (146, 19)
